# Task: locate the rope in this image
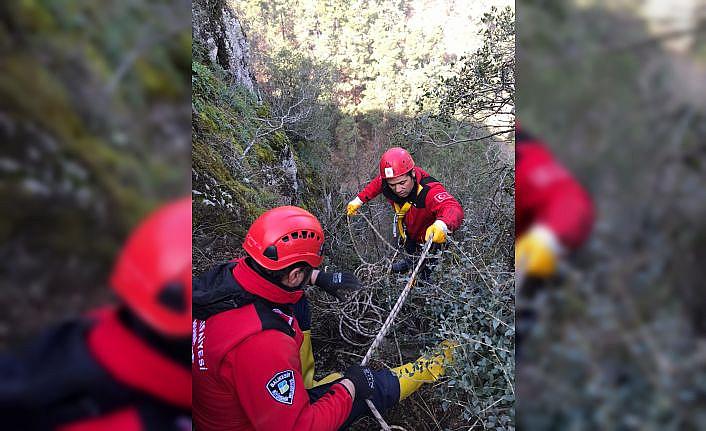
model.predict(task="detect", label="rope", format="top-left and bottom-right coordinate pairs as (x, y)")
top-left (349, 210), bottom-right (417, 260)
top-left (357, 234), bottom-right (435, 431)
top-left (361, 237), bottom-right (434, 366)
top-left (346, 211), bottom-right (435, 430)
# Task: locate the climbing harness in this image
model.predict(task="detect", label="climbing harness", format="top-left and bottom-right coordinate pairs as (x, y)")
top-left (391, 184), bottom-right (422, 240)
top-left (392, 202), bottom-right (410, 239)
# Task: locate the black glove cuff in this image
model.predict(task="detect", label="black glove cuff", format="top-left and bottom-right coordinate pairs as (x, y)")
top-left (314, 271), bottom-right (335, 290)
top-left (343, 365), bottom-right (375, 400)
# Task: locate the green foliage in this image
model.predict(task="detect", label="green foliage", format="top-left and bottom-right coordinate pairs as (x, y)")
top-left (410, 6), bottom-right (514, 152)
top-left (438, 6), bottom-right (514, 121)
top-left (236, 0), bottom-right (452, 115)
top-left (0, 0), bottom-right (190, 344)
top-left (191, 42), bottom-right (331, 270)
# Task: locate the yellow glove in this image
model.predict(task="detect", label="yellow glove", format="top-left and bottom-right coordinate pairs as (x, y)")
top-left (425, 220), bottom-right (448, 243)
top-left (515, 225), bottom-right (562, 278)
top-left (346, 197), bottom-right (363, 216)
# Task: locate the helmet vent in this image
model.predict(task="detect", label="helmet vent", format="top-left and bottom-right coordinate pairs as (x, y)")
top-left (291, 232), bottom-right (299, 239)
top-left (157, 282), bottom-right (187, 312)
top-left (281, 236), bottom-right (289, 242)
top-left (263, 245), bottom-right (278, 260)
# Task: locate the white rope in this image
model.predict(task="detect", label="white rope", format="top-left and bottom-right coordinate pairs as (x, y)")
top-left (353, 224), bottom-right (434, 431)
top-left (361, 237), bottom-right (434, 366)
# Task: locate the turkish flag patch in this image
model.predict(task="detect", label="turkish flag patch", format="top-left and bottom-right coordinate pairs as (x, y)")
top-left (433, 192), bottom-right (451, 203)
top-left (267, 370), bottom-right (296, 405)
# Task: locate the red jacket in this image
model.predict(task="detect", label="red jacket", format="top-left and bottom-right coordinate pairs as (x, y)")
top-left (516, 133), bottom-right (595, 250)
top-left (357, 166), bottom-right (464, 242)
top-left (1, 307), bottom-right (191, 431)
top-left (192, 259), bottom-right (353, 431)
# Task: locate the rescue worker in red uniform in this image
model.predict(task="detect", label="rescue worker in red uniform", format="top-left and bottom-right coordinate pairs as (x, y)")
top-left (192, 206), bottom-right (456, 431)
top-left (346, 147), bottom-right (464, 273)
top-left (515, 124), bottom-right (595, 358)
top-left (515, 125), bottom-right (595, 279)
top-left (0, 198), bottom-right (192, 430)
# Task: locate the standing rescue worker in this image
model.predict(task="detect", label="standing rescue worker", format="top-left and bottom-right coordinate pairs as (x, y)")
top-left (515, 124), bottom-right (595, 279)
top-left (192, 206), bottom-right (456, 431)
top-left (0, 198), bottom-right (192, 430)
top-left (346, 147), bottom-right (464, 273)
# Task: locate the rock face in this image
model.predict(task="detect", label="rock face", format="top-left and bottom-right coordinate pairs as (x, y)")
top-left (191, 5), bottom-right (320, 273)
top-left (281, 147), bottom-right (299, 197)
top-left (192, 0), bottom-right (258, 94)
top-left (0, 2), bottom-right (192, 346)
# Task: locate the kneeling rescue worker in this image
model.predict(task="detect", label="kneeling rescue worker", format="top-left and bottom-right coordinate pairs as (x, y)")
top-left (346, 147), bottom-right (464, 273)
top-left (192, 206), bottom-right (456, 430)
top-left (0, 198), bottom-right (192, 430)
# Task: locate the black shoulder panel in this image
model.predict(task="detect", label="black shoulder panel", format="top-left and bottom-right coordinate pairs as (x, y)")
top-left (0, 318), bottom-right (133, 429)
top-left (193, 262), bottom-right (258, 320)
top-left (254, 301), bottom-right (296, 338)
top-left (414, 176), bottom-right (439, 208)
top-left (419, 176), bottom-right (438, 186)
top-left (516, 129), bottom-right (535, 144)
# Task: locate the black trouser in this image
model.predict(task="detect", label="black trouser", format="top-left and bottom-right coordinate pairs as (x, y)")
top-left (515, 277), bottom-right (549, 361)
top-left (402, 237), bottom-right (444, 279)
top-left (308, 371), bottom-right (400, 430)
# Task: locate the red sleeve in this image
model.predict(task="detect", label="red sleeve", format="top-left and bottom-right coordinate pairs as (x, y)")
top-left (424, 183), bottom-right (464, 232)
top-left (517, 143), bottom-right (594, 249)
top-left (226, 331), bottom-right (353, 431)
top-left (357, 176), bottom-right (383, 203)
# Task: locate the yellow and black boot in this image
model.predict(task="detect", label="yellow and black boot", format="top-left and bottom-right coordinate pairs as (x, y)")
top-left (392, 340), bottom-right (458, 401)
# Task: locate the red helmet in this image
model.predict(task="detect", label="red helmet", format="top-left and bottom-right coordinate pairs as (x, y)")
top-left (243, 206), bottom-right (324, 271)
top-left (110, 197), bottom-right (192, 338)
top-left (379, 147), bottom-right (414, 179)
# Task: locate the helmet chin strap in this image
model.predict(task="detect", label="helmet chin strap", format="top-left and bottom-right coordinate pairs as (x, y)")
top-left (117, 307), bottom-right (191, 365)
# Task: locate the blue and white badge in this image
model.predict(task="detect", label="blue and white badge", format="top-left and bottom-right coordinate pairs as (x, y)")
top-left (267, 370), bottom-right (296, 405)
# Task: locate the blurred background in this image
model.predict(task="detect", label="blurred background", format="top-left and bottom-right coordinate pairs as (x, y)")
top-left (517, 0), bottom-right (706, 428)
top-left (0, 0), bottom-right (191, 345)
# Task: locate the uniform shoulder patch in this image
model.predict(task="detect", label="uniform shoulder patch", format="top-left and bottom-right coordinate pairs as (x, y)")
top-left (433, 191), bottom-right (452, 203)
top-left (266, 370), bottom-right (296, 405)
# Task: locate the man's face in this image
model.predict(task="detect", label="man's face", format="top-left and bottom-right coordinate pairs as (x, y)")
top-left (386, 173), bottom-right (414, 198)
